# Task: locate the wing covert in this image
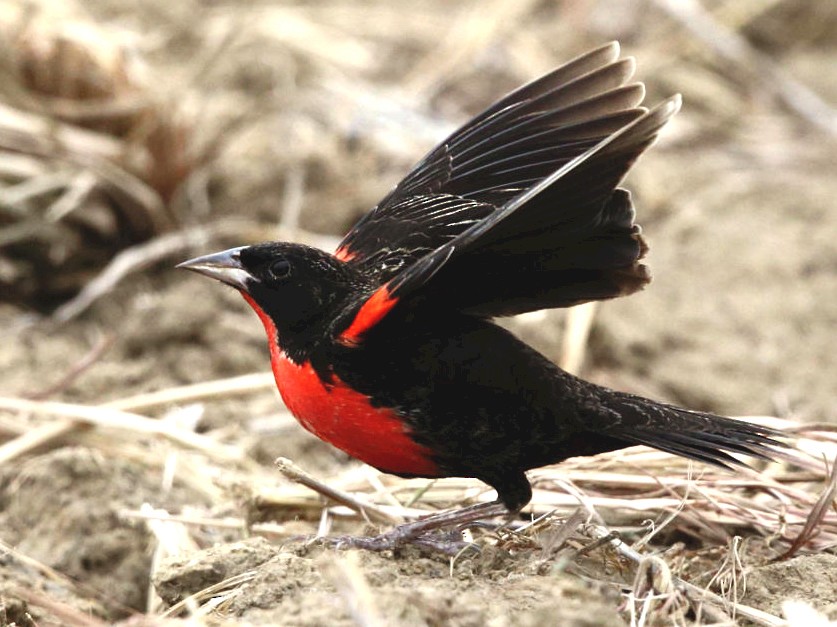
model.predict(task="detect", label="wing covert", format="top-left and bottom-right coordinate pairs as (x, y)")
top-left (336, 42), bottom-right (646, 279)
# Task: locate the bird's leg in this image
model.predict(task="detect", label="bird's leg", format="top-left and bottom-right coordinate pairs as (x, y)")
top-left (325, 500), bottom-right (510, 552)
top-left (385, 500), bottom-right (510, 540)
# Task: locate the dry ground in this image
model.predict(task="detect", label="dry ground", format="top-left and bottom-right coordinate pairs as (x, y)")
top-left (0, 1), bottom-right (835, 625)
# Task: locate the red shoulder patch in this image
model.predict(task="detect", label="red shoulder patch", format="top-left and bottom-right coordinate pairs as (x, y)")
top-left (333, 246), bottom-right (356, 262)
top-left (339, 285), bottom-right (399, 345)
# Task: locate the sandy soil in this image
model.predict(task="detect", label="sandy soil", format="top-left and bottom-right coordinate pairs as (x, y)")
top-left (0, 1), bottom-right (835, 625)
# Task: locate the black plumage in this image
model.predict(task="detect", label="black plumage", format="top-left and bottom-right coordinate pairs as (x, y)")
top-left (180, 43), bottom-right (785, 525)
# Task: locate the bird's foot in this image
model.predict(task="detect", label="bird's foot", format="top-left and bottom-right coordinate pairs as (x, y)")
top-left (322, 530), bottom-right (472, 555)
top-left (319, 500), bottom-right (510, 554)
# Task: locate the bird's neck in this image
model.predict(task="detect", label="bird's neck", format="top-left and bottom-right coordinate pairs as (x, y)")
top-left (240, 292), bottom-right (322, 365)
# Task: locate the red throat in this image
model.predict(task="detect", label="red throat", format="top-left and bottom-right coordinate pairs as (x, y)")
top-left (240, 292), bottom-right (439, 477)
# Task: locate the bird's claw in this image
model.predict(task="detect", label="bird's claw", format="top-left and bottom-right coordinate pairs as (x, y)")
top-left (317, 528), bottom-right (476, 555)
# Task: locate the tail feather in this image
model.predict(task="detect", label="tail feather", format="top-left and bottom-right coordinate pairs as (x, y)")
top-left (600, 392), bottom-right (786, 470)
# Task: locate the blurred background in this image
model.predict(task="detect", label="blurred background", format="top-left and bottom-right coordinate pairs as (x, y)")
top-left (1, 0), bottom-right (833, 418)
top-left (0, 1), bottom-right (835, 622)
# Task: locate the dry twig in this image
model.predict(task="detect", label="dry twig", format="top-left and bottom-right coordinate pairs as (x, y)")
top-left (275, 457), bottom-right (403, 525)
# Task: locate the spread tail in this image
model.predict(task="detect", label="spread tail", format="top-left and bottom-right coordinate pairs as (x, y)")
top-left (597, 391), bottom-right (786, 469)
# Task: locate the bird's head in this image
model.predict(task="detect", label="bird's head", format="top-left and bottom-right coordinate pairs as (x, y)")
top-left (178, 242), bottom-right (362, 359)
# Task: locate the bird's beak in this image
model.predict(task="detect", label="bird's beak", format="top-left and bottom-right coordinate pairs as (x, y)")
top-left (176, 246), bottom-right (256, 291)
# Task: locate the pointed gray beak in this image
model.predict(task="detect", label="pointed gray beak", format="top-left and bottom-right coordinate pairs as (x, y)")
top-left (177, 246), bottom-right (256, 291)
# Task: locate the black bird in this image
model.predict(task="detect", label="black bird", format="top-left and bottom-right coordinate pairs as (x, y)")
top-left (179, 43), bottom-right (783, 546)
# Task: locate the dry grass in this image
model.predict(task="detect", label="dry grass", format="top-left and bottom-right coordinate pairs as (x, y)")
top-left (1, 0), bottom-right (835, 625)
top-left (0, 1), bottom-right (244, 306)
top-left (1, 374), bottom-right (835, 625)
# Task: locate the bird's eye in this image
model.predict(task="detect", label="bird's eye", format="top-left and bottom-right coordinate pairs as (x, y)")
top-left (268, 258), bottom-right (292, 280)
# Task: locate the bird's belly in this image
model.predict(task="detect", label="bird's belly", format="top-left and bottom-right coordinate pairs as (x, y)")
top-left (270, 351), bottom-right (440, 477)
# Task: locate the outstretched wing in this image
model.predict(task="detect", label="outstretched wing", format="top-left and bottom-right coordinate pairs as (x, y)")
top-left (337, 95), bottom-right (681, 344)
top-left (336, 41), bottom-right (646, 281)
top-left (396, 96), bottom-right (681, 312)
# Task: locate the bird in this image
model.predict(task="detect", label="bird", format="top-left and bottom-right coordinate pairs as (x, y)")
top-left (179, 42), bottom-right (783, 548)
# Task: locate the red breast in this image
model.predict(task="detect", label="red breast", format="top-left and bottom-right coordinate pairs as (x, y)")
top-left (241, 293), bottom-right (439, 477)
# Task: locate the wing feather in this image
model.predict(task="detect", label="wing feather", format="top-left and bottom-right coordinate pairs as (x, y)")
top-left (335, 44), bottom-right (680, 341)
top-left (390, 97), bottom-right (680, 311)
top-left (336, 42), bottom-right (645, 271)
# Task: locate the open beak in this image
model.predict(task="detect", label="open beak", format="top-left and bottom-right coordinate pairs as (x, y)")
top-left (176, 246), bottom-right (255, 291)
